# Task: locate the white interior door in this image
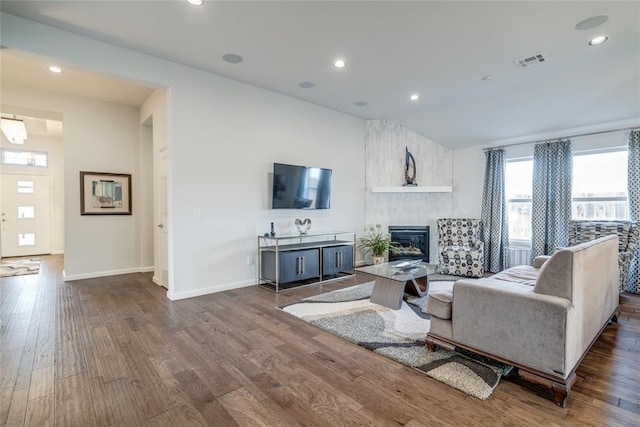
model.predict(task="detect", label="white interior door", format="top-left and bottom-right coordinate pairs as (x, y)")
top-left (154, 148), bottom-right (169, 288)
top-left (1, 173), bottom-right (52, 257)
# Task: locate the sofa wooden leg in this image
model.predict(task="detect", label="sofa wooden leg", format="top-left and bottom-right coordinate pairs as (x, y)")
top-left (610, 307), bottom-right (620, 323)
top-left (506, 369), bottom-right (574, 407)
top-left (425, 338), bottom-right (437, 352)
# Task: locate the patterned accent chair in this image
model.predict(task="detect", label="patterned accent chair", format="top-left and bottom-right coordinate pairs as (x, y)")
top-left (568, 220), bottom-right (639, 293)
top-left (437, 218), bottom-right (485, 278)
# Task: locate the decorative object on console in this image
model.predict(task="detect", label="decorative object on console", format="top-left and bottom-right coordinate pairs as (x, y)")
top-left (295, 218), bottom-right (312, 234)
top-left (403, 146), bottom-right (417, 186)
top-left (358, 224), bottom-right (400, 264)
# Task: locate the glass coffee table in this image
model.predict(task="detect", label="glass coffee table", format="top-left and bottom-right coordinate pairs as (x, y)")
top-left (355, 260), bottom-right (437, 309)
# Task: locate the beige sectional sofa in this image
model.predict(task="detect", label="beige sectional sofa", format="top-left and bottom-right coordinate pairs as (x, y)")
top-left (425, 235), bottom-right (620, 407)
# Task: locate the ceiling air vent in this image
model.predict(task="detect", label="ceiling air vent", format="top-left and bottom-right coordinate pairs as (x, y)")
top-left (515, 54), bottom-right (546, 69)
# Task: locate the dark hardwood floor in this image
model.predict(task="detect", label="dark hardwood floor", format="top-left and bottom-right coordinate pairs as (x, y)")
top-left (1, 254), bottom-right (639, 426)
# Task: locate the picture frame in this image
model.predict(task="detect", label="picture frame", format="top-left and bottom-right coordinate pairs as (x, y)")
top-left (80, 171), bottom-right (132, 215)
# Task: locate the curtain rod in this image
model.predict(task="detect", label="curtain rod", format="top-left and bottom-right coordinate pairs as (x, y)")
top-left (483, 126), bottom-right (640, 151)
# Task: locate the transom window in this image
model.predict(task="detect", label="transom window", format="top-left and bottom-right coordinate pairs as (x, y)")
top-left (1, 149), bottom-right (48, 167)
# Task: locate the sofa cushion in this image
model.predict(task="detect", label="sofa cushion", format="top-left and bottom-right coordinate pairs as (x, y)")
top-left (427, 290), bottom-right (453, 319)
top-left (491, 265), bottom-right (538, 286)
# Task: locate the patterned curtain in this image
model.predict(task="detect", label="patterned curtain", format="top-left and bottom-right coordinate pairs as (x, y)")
top-left (628, 130), bottom-right (640, 293)
top-left (530, 140), bottom-right (572, 261)
top-left (481, 149), bottom-right (509, 272)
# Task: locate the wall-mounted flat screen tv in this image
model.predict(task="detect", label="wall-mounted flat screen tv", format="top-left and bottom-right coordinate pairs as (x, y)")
top-left (272, 162), bottom-right (332, 209)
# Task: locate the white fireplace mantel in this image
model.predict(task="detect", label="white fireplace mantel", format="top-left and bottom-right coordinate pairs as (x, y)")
top-left (371, 186), bottom-right (452, 193)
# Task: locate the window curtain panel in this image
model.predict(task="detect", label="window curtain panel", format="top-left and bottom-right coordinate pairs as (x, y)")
top-left (628, 130), bottom-right (640, 294)
top-left (481, 149), bottom-right (509, 272)
top-left (530, 140), bottom-right (572, 262)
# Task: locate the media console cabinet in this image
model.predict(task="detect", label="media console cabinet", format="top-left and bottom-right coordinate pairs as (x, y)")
top-left (257, 231), bottom-right (356, 292)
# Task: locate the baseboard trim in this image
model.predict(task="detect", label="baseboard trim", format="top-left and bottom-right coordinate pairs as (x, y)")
top-left (64, 266), bottom-right (154, 281)
top-left (167, 279), bottom-right (255, 301)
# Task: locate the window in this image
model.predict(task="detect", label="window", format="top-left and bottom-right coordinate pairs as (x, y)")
top-left (1, 149), bottom-right (48, 167)
top-left (18, 233), bottom-right (35, 246)
top-left (18, 206), bottom-right (35, 218)
top-left (17, 181), bottom-right (34, 193)
top-left (505, 159), bottom-right (533, 241)
top-left (505, 149), bottom-right (629, 243)
top-left (572, 150), bottom-right (628, 220)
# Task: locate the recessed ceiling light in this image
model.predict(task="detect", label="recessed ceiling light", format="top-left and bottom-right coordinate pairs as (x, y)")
top-left (47, 66), bottom-right (63, 74)
top-left (298, 81), bottom-right (316, 89)
top-left (410, 94), bottom-right (419, 101)
top-left (482, 75), bottom-right (493, 81)
top-left (575, 15), bottom-right (608, 31)
top-left (334, 60), bottom-right (346, 68)
top-left (354, 101), bottom-right (368, 107)
top-left (588, 35), bottom-right (608, 46)
top-left (186, 0), bottom-right (204, 5)
top-left (222, 53), bottom-right (243, 64)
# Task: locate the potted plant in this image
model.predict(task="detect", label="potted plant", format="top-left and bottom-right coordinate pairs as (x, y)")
top-left (358, 224), bottom-right (400, 265)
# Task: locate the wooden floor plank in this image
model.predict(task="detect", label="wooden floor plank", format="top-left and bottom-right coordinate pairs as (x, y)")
top-left (2, 254), bottom-right (640, 426)
top-left (88, 377), bottom-right (115, 427)
top-left (105, 378), bottom-right (145, 427)
top-left (27, 366), bottom-right (54, 401)
top-left (23, 393), bottom-right (54, 427)
top-left (54, 373), bottom-right (96, 426)
top-left (4, 387), bottom-right (29, 427)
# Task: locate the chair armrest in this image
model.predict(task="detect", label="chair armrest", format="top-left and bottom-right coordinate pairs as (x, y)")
top-left (451, 278), bottom-right (571, 376)
top-left (533, 255), bottom-right (551, 268)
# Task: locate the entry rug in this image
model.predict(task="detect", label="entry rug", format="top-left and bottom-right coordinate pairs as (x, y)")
top-left (0, 258), bottom-right (41, 277)
top-left (280, 281), bottom-right (512, 400)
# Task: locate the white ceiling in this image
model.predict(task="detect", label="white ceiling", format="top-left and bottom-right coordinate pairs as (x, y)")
top-left (1, 1), bottom-right (639, 150)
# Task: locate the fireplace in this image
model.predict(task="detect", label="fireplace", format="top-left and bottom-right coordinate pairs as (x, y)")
top-left (388, 226), bottom-right (429, 262)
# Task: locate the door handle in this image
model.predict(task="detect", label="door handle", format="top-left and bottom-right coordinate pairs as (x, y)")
top-left (157, 224), bottom-right (164, 228)
top-left (300, 256), bottom-right (305, 275)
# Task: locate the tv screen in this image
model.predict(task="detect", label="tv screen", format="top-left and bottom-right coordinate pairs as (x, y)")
top-left (272, 163), bottom-right (332, 209)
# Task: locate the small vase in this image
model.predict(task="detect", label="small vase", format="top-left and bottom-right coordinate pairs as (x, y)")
top-left (373, 256), bottom-right (385, 265)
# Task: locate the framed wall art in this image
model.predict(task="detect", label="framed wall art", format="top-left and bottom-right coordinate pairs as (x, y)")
top-left (80, 171), bottom-right (132, 215)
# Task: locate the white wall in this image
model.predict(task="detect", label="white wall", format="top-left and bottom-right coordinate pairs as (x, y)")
top-left (364, 119), bottom-right (453, 263)
top-left (0, 120), bottom-right (65, 254)
top-left (1, 13), bottom-right (365, 299)
top-left (452, 147), bottom-right (485, 219)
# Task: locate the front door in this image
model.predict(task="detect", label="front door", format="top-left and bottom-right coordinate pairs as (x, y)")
top-left (1, 173), bottom-right (52, 257)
